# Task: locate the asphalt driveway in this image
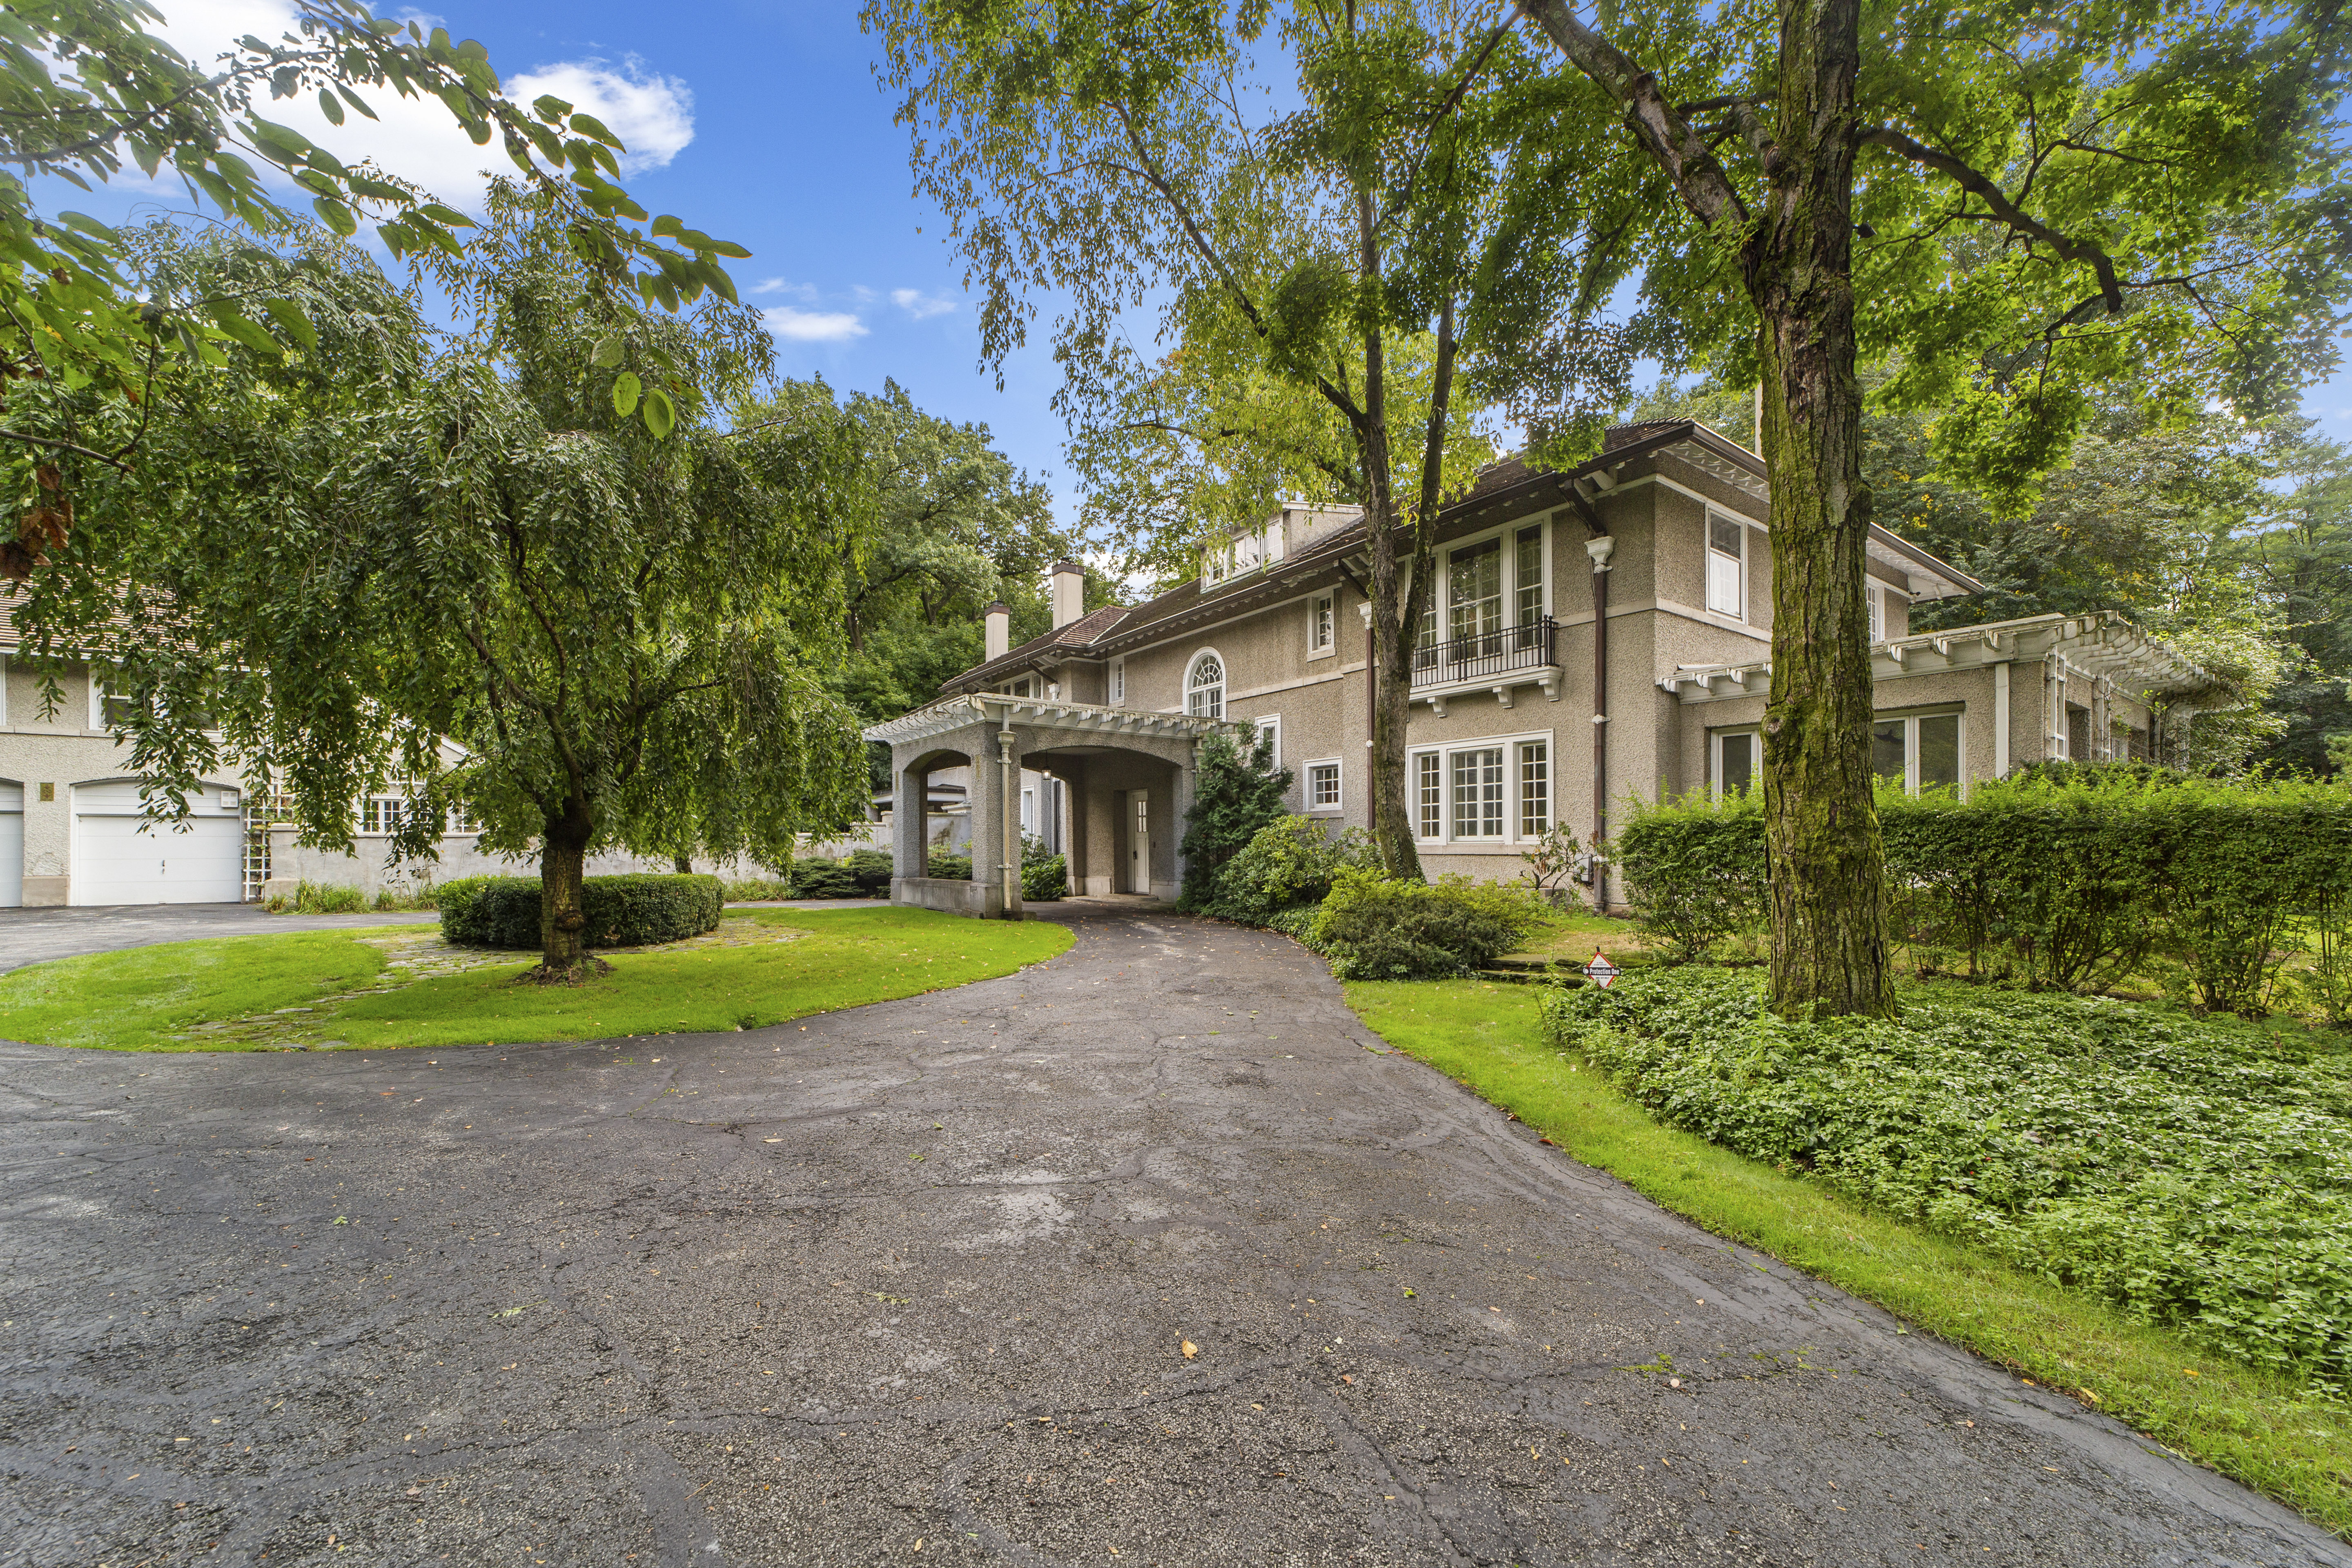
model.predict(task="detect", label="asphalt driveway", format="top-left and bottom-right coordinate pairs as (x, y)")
top-left (0, 905), bottom-right (2339, 1566)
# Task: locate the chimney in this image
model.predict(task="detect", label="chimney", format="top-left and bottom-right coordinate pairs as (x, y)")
top-left (1050, 560), bottom-right (1086, 630)
top-left (984, 600), bottom-right (1011, 661)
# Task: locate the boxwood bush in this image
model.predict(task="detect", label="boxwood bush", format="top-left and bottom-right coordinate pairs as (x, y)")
top-left (1307, 866), bottom-right (1551, 980)
top-left (438, 873), bottom-right (724, 950)
top-left (1541, 966), bottom-right (2352, 1390)
top-left (1613, 770), bottom-right (2352, 1018)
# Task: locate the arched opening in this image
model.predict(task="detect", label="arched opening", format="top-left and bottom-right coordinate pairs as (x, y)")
top-left (1185, 649), bottom-right (1225, 718)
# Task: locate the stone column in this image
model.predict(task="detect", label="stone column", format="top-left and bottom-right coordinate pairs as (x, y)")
top-left (891, 753), bottom-right (928, 903)
top-left (969, 719), bottom-right (1022, 919)
top-left (1168, 741), bottom-right (1200, 904)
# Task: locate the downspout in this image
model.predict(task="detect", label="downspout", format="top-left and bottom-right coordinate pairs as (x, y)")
top-left (1584, 533), bottom-right (1616, 909)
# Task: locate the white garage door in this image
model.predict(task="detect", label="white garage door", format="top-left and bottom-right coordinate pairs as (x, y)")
top-left (0, 781), bottom-right (20, 908)
top-left (72, 781), bottom-right (245, 906)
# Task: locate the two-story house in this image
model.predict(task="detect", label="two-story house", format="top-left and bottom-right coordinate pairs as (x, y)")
top-left (867, 419), bottom-right (2218, 916)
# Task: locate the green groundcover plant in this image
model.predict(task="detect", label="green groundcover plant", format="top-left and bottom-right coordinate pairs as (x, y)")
top-left (1542, 967), bottom-right (2352, 1392)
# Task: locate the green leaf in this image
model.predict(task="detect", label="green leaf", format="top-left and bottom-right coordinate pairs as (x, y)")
top-left (205, 305), bottom-right (282, 356)
top-left (612, 371), bottom-right (641, 417)
top-left (262, 298), bottom-right (318, 351)
top-left (532, 94), bottom-right (575, 124)
top-left (313, 196), bottom-right (359, 237)
top-left (319, 87), bottom-right (345, 127)
top-left (335, 85), bottom-right (379, 122)
top-left (650, 214), bottom-right (684, 239)
top-left (569, 112), bottom-right (624, 149)
top-left (592, 334), bottom-right (625, 369)
top-left (707, 240), bottom-right (753, 261)
top-left (417, 204), bottom-right (475, 229)
top-left (641, 385), bottom-right (675, 439)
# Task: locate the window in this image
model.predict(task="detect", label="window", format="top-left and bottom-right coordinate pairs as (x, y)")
top-left (1451, 748), bottom-right (1505, 838)
top-left (91, 677), bottom-right (138, 731)
top-left (1872, 710), bottom-right (1963, 793)
top-left (1518, 742), bottom-right (1549, 837)
top-left (1417, 753), bottom-right (1443, 839)
top-left (1711, 727), bottom-right (1759, 798)
top-left (1109, 657), bottom-right (1125, 705)
top-left (1307, 760), bottom-right (1342, 811)
top-left (1252, 714), bottom-right (1280, 766)
top-left (1309, 592), bottom-right (1335, 653)
top-left (1706, 512), bottom-right (1746, 619)
top-left (1185, 650), bottom-right (1225, 717)
top-left (1448, 537), bottom-right (1503, 644)
top-left (997, 675), bottom-right (1038, 699)
top-left (1514, 524), bottom-right (1544, 628)
top-left (359, 796), bottom-right (407, 834)
top-left (1866, 583), bottom-right (1884, 644)
top-left (1201, 541), bottom-right (1231, 586)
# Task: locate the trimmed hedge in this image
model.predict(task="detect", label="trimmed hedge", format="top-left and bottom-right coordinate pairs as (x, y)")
top-left (438, 873), bottom-right (724, 950)
top-left (1614, 770), bottom-right (2352, 1018)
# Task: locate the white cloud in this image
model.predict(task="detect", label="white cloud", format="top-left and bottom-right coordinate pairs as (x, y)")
top-left (891, 287), bottom-right (956, 320)
top-left (764, 307), bottom-right (866, 343)
top-left (139, 1), bottom-right (693, 214)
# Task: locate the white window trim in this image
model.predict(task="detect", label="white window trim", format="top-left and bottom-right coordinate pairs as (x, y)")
top-left (1421, 516), bottom-right (1550, 645)
top-left (1302, 756), bottom-right (1343, 813)
top-left (1874, 705), bottom-right (1967, 795)
top-left (1407, 728), bottom-right (1557, 845)
top-left (1109, 656), bottom-right (1126, 705)
top-left (1705, 509), bottom-right (1748, 622)
top-left (1308, 591), bottom-right (1336, 658)
top-left (1708, 724), bottom-right (1760, 800)
top-left (1252, 713), bottom-right (1281, 767)
top-left (1866, 582), bottom-right (1884, 644)
top-left (1183, 646), bottom-right (1227, 718)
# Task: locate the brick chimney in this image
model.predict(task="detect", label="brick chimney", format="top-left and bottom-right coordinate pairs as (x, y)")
top-left (984, 600), bottom-right (1011, 661)
top-left (1050, 560), bottom-right (1086, 630)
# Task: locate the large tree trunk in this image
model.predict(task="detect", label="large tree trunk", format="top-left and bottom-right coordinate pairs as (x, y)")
top-left (1748, 0), bottom-right (1897, 1018)
top-left (1356, 196), bottom-right (1424, 882)
top-left (533, 800), bottom-right (605, 983)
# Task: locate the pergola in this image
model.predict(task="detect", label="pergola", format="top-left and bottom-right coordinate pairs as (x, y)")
top-left (865, 695), bottom-right (1250, 918)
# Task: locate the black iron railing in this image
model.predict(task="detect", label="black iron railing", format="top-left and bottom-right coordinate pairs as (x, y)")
top-left (1411, 616), bottom-right (1557, 686)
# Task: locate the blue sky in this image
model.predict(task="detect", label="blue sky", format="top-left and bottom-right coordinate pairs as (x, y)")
top-left (49, 0), bottom-right (2352, 548)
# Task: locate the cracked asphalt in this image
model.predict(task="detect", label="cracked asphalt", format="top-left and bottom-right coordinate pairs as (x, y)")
top-left (1, 904), bottom-right (2342, 1567)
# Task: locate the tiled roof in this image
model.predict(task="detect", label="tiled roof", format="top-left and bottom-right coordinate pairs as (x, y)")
top-left (951, 601), bottom-right (1137, 689)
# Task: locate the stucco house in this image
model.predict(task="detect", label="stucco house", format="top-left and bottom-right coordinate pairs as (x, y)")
top-left (868, 420), bottom-right (2218, 917)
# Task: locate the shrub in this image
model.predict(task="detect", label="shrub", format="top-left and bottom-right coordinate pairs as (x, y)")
top-left (1612, 771), bottom-right (2352, 1014)
top-left (1022, 853), bottom-right (1068, 901)
top-left (1204, 814), bottom-right (1375, 923)
top-left (281, 880), bottom-right (369, 914)
top-left (1540, 967), bottom-right (2352, 1388)
top-left (1178, 732), bottom-right (1293, 909)
top-left (927, 847), bottom-right (973, 880)
top-left (1309, 867), bottom-right (1551, 980)
top-left (844, 847), bottom-right (894, 894)
top-left (439, 873), bottom-right (724, 949)
top-left (722, 877), bottom-right (795, 901)
top-left (790, 857), bottom-right (864, 899)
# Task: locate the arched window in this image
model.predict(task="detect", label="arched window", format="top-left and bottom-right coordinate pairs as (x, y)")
top-left (1185, 650), bottom-right (1225, 717)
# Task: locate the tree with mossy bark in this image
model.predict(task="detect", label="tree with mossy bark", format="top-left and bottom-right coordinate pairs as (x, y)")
top-left (866, 0), bottom-right (1637, 878)
top-left (1512, 0), bottom-right (2352, 1016)
top-left (16, 192), bottom-right (873, 980)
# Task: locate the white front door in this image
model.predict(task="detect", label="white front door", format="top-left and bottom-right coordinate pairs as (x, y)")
top-left (0, 781), bottom-right (21, 908)
top-left (1129, 791), bottom-right (1148, 894)
top-left (72, 781), bottom-right (245, 906)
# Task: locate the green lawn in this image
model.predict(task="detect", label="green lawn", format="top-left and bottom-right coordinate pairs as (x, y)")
top-left (1344, 978), bottom-right (2352, 1539)
top-left (0, 908), bottom-right (1071, 1052)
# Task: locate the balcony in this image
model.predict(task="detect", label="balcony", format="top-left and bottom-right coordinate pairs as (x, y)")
top-left (1410, 616), bottom-right (1561, 713)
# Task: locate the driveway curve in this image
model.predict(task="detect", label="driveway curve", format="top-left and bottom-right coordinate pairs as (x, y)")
top-left (0, 904), bottom-right (2339, 1566)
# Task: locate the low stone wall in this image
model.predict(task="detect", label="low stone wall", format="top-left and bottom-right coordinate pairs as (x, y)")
top-left (891, 876), bottom-right (1002, 917)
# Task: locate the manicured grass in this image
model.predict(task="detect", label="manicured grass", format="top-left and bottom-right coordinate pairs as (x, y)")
top-left (0, 909), bottom-right (1071, 1053)
top-left (0, 931), bottom-right (391, 1051)
top-left (1344, 978), bottom-right (2352, 1539)
top-left (1504, 906), bottom-right (1653, 964)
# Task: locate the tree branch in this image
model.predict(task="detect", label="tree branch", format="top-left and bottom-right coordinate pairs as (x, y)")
top-left (1861, 125), bottom-right (2123, 312)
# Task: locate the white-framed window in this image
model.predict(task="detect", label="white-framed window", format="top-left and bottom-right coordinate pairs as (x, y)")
top-left (1872, 708), bottom-right (1964, 793)
top-left (359, 796), bottom-right (408, 834)
top-left (1448, 537), bottom-right (1504, 644)
top-left (1412, 518), bottom-right (1549, 666)
top-left (1710, 725), bottom-right (1760, 799)
top-left (0, 652), bottom-right (9, 726)
top-left (1411, 733), bottom-right (1555, 844)
top-left (1305, 758), bottom-right (1342, 811)
top-left (1706, 511), bottom-right (1746, 619)
top-left (1252, 714), bottom-right (1280, 766)
top-left (1185, 649), bottom-right (1225, 717)
top-left (1309, 592), bottom-right (1336, 655)
top-left (1201, 520), bottom-right (1283, 588)
top-left (1201, 540), bottom-right (1231, 586)
top-left (1109, 656), bottom-right (1126, 705)
top-left (1866, 583), bottom-right (1884, 644)
top-left (90, 673), bottom-right (138, 732)
top-left (997, 674), bottom-right (1039, 699)
top-left (1514, 525), bottom-right (1545, 628)
top-left (1518, 740), bottom-right (1549, 838)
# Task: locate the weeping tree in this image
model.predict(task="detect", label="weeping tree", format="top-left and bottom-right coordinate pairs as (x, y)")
top-left (17, 189), bottom-right (873, 979)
